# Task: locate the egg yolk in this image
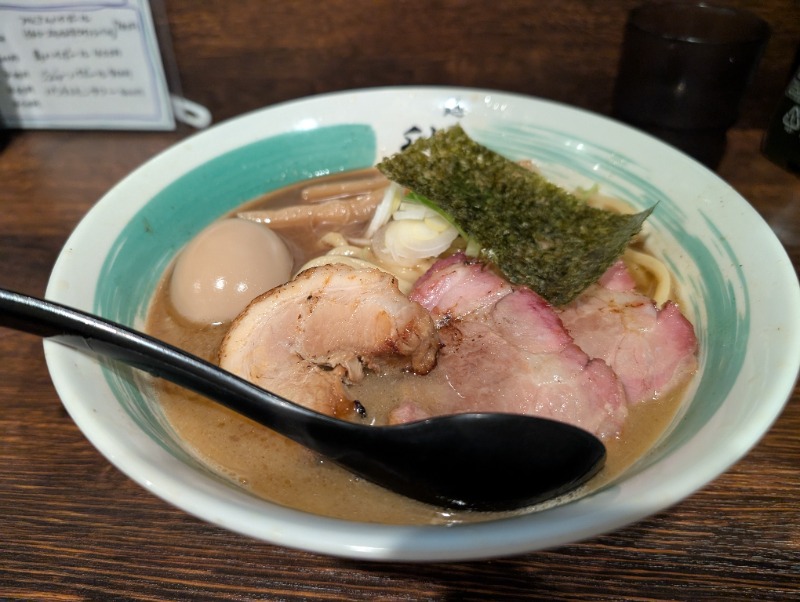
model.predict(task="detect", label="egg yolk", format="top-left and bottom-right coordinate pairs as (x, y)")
top-left (169, 218), bottom-right (293, 324)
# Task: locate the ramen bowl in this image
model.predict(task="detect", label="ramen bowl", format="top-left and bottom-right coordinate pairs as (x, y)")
top-left (44, 87), bottom-right (800, 562)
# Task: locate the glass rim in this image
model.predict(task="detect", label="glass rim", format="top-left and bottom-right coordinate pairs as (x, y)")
top-left (628, 1), bottom-right (770, 45)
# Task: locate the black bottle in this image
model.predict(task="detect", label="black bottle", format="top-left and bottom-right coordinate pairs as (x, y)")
top-left (762, 62), bottom-right (800, 175)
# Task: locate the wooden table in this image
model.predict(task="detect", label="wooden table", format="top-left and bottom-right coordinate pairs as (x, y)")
top-left (1, 126), bottom-right (798, 600)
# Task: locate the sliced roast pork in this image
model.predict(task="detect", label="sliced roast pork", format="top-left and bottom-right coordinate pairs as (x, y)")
top-left (219, 264), bottom-right (439, 418)
top-left (559, 260), bottom-right (698, 404)
top-left (403, 253), bottom-right (629, 439)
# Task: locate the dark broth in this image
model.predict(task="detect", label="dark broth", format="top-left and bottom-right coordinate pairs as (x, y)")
top-left (146, 169), bottom-right (689, 525)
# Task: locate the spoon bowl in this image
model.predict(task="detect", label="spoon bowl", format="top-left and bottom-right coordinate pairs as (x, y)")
top-left (0, 287), bottom-right (606, 511)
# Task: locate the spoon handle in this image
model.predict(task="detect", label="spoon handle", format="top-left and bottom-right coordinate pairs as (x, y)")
top-left (0, 288), bottom-right (331, 441)
top-left (0, 288), bottom-right (607, 511)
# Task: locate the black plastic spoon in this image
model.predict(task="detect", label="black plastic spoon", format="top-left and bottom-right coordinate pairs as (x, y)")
top-left (0, 287), bottom-right (606, 511)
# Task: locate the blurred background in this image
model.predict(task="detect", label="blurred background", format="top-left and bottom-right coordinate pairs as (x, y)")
top-left (158, 0), bottom-right (799, 130)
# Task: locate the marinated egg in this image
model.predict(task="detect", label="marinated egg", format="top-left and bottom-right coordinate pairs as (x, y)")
top-left (169, 218), bottom-right (293, 324)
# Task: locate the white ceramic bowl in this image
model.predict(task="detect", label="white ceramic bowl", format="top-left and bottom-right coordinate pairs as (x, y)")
top-left (45, 87), bottom-right (800, 562)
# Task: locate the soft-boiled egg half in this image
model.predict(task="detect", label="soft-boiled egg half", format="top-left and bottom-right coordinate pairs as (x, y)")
top-left (169, 218), bottom-right (293, 324)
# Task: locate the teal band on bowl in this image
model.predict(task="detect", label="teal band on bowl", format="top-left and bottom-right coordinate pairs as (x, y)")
top-left (93, 124), bottom-right (377, 459)
top-left (472, 121), bottom-right (749, 470)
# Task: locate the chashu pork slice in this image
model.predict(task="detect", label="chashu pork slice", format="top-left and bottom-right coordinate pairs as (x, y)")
top-left (400, 253), bottom-right (629, 439)
top-left (219, 264), bottom-right (439, 418)
top-left (559, 260), bottom-right (698, 404)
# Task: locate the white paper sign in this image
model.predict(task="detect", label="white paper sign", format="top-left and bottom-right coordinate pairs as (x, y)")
top-left (0, 0), bottom-right (175, 129)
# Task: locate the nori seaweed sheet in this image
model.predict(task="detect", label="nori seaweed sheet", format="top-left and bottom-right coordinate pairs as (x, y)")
top-left (377, 125), bottom-right (653, 306)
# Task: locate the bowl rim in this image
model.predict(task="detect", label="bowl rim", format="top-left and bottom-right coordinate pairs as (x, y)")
top-left (44, 85), bottom-right (800, 561)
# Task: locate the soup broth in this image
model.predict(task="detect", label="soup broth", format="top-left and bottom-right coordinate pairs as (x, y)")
top-left (146, 168), bottom-right (690, 525)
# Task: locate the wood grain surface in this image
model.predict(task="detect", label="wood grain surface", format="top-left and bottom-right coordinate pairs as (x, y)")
top-left (160, 0), bottom-right (800, 128)
top-left (2, 1), bottom-right (800, 598)
top-left (1, 126), bottom-right (798, 602)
